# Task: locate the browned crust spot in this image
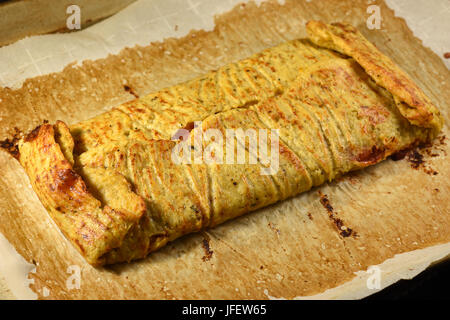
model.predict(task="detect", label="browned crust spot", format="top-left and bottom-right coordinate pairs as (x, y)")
top-left (355, 145), bottom-right (385, 165)
top-left (24, 120), bottom-right (49, 142)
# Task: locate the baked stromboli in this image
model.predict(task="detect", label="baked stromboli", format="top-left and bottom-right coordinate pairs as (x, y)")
top-left (17, 21), bottom-right (443, 265)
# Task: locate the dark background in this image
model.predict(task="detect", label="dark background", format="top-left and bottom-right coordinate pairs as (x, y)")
top-left (365, 258), bottom-right (450, 300)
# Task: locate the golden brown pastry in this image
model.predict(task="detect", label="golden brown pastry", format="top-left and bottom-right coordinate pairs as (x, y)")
top-left (16, 21), bottom-right (442, 265)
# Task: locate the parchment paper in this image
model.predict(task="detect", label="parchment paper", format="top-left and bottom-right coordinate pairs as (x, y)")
top-left (0, 0), bottom-right (449, 299)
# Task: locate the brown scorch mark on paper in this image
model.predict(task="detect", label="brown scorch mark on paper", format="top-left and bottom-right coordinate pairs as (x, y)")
top-left (406, 148), bottom-right (438, 176)
top-left (406, 149), bottom-right (425, 169)
top-left (318, 192), bottom-right (356, 238)
top-left (123, 85), bottom-right (139, 99)
top-left (201, 233), bottom-right (214, 262)
top-left (391, 136), bottom-right (445, 175)
top-left (429, 135), bottom-right (447, 155)
top-left (51, 169), bottom-right (81, 193)
top-left (0, 127), bottom-right (22, 159)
